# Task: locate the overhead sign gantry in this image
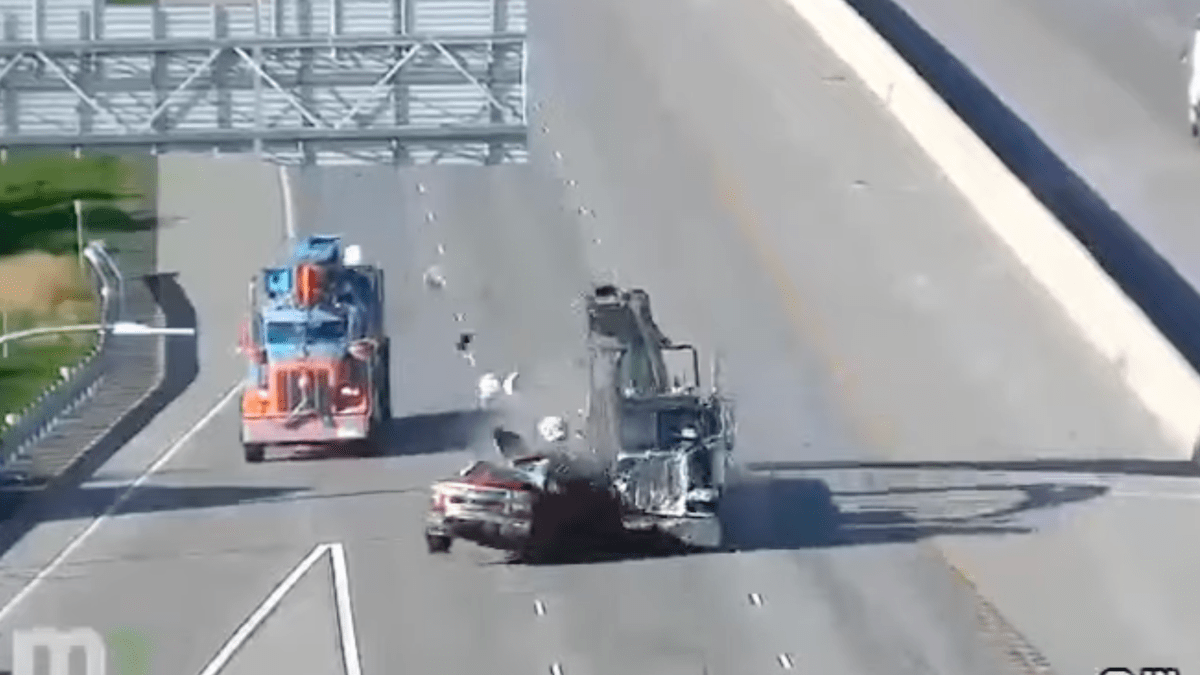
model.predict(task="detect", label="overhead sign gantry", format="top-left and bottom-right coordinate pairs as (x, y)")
top-left (0, 0), bottom-right (528, 165)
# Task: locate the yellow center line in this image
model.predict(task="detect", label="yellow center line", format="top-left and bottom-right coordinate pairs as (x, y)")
top-left (708, 159), bottom-right (900, 451)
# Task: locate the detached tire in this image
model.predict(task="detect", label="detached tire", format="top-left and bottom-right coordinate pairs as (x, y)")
top-left (244, 444), bottom-right (266, 463)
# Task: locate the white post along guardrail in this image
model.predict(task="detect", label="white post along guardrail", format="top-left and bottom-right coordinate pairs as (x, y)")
top-left (0, 240), bottom-right (194, 467)
top-left (783, 0), bottom-right (1200, 457)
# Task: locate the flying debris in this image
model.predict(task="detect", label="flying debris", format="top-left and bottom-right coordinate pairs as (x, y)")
top-left (477, 370), bottom-right (519, 408)
top-left (424, 266), bottom-right (446, 289)
top-left (456, 332), bottom-right (476, 367)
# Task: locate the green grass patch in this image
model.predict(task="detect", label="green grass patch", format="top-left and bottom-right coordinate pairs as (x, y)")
top-left (0, 151), bottom-right (154, 430)
top-left (0, 152), bottom-right (153, 258)
top-left (0, 334), bottom-right (98, 423)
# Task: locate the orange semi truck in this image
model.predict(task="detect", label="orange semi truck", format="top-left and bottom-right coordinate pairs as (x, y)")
top-left (238, 234), bottom-right (391, 462)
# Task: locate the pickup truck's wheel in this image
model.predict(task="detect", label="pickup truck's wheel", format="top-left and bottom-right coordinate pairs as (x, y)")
top-left (378, 339), bottom-right (392, 418)
top-left (243, 443), bottom-right (266, 463)
top-left (426, 533), bottom-right (452, 554)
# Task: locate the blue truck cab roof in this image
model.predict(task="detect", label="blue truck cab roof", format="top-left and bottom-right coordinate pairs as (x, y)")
top-left (254, 234), bottom-right (378, 361)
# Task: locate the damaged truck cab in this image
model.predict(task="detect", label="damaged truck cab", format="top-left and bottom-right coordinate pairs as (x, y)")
top-left (585, 285), bottom-right (736, 550)
top-left (238, 234), bottom-right (391, 462)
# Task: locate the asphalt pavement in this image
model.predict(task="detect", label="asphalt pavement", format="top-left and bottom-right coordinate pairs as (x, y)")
top-left (859, 0), bottom-right (1200, 362)
top-left (0, 0), bottom-right (1188, 672)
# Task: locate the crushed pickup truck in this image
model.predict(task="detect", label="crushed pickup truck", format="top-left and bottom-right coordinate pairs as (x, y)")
top-left (424, 426), bottom-right (625, 559)
top-left (424, 284), bottom-right (735, 560)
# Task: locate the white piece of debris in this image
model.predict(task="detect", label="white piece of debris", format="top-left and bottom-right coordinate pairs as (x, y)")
top-left (478, 371), bottom-right (519, 408)
top-left (424, 266), bottom-right (446, 289)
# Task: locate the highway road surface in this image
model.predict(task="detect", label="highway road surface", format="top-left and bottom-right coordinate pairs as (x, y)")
top-left (0, 0), bottom-right (1189, 672)
top-left (875, 0), bottom-right (1200, 352)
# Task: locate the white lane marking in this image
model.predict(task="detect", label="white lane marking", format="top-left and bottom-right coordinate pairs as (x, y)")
top-left (533, 599), bottom-right (546, 616)
top-left (1108, 490), bottom-right (1200, 502)
top-left (776, 653), bottom-right (795, 670)
top-left (0, 384), bottom-right (240, 624)
top-left (549, 663), bottom-right (564, 675)
top-left (277, 163), bottom-right (296, 241)
top-left (748, 592), bottom-right (763, 606)
top-left (198, 542), bottom-right (331, 675)
top-left (425, 211), bottom-right (436, 223)
top-left (329, 542), bottom-right (363, 675)
top-left (416, 182), bottom-right (426, 194)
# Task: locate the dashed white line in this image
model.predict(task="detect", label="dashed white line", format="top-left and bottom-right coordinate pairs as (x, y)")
top-left (549, 663), bottom-right (564, 675)
top-left (1108, 489), bottom-right (1200, 502)
top-left (553, 151), bottom-right (563, 160)
top-left (534, 599), bottom-right (546, 616)
top-left (277, 163), bottom-right (296, 241)
top-left (416, 182), bottom-right (426, 194)
top-left (425, 211), bottom-right (436, 222)
top-left (748, 592), bottom-right (764, 606)
top-left (776, 653), bottom-right (795, 670)
top-left (0, 384), bottom-right (240, 624)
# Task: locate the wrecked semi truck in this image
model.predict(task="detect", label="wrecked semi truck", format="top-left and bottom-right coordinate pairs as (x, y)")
top-left (238, 234), bottom-right (391, 462)
top-left (584, 284), bottom-right (736, 550)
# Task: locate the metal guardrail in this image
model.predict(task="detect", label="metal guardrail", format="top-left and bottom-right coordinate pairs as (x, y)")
top-left (0, 240), bottom-right (121, 466)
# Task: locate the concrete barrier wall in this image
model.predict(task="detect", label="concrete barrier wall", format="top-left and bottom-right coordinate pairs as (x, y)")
top-left (780, 0), bottom-right (1200, 455)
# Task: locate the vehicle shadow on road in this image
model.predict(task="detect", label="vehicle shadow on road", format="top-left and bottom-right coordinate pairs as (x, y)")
top-left (512, 455), bottom-right (1177, 566)
top-left (1, 484), bottom-right (305, 523)
top-left (745, 457), bottom-right (1200, 478)
top-left (379, 409), bottom-right (497, 457)
top-left (0, 271), bottom-right (199, 557)
top-left (273, 408), bottom-right (497, 462)
top-left (718, 475), bottom-right (1071, 553)
top-left (720, 457), bottom-right (1186, 553)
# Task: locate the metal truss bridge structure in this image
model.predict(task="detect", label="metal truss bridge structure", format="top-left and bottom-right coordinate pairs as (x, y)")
top-left (0, 0), bottom-right (528, 165)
